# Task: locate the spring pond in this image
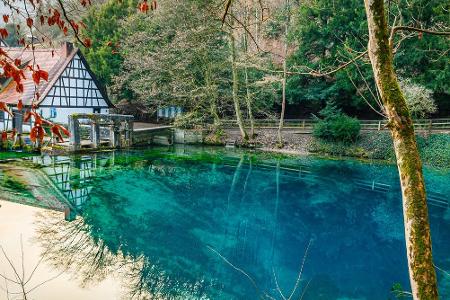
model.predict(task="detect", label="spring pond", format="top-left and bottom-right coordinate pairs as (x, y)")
top-left (0, 146), bottom-right (449, 300)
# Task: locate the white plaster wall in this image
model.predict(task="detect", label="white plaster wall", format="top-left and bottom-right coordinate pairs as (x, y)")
top-left (38, 107), bottom-right (110, 125)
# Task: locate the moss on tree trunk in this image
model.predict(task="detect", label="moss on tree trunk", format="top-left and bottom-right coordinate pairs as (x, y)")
top-left (230, 30), bottom-right (248, 141)
top-left (364, 0), bottom-right (438, 298)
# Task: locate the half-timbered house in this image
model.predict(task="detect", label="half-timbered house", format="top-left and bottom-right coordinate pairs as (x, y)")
top-left (0, 42), bottom-right (113, 132)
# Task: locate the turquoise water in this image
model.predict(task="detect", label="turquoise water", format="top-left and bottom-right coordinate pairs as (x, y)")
top-left (30, 147), bottom-right (450, 299)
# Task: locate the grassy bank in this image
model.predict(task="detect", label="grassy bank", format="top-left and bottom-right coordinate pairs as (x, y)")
top-left (308, 132), bottom-right (450, 169)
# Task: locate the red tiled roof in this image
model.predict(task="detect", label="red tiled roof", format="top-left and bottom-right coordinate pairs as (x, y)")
top-left (0, 44), bottom-right (77, 106)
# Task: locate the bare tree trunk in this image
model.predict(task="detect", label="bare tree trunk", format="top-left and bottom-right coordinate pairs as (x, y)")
top-left (244, 66), bottom-right (255, 138)
top-left (277, 0), bottom-right (289, 146)
top-left (205, 65), bottom-right (221, 127)
top-left (244, 6), bottom-right (255, 138)
top-left (230, 30), bottom-right (248, 141)
top-left (364, 0), bottom-right (438, 298)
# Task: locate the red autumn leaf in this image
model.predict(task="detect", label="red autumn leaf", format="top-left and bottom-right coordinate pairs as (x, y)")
top-left (17, 99), bottom-right (23, 111)
top-left (14, 58), bottom-right (21, 66)
top-left (58, 124), bottom-right (70, 137)
top-left (39, 69), bottom-right (48, 81)
top-left (34, 112), bottom-right (43, 125)
top-left (70, 20), bottom-right (79, 32)
top-left (0, 102), bottom-right (13, 117)
top-left (40, 15), bottom-right (45, 25)
top-left (2, 15), bottom-right (9, 23)
top-left (63, 27), bottom-right (68, 35)
top-left (0, 28), bottom-right (8, 39)
top-left (51, 124), bottom-right (70, 142)
top-left (23, 110), bottom-right (32, 122)
top-left (30, 126), bottom-right (38, 142)
top-left (26, 18), bottom-right (33, 28)
top-left (0, 47), bottom-right (9, 57)
top-left (32, 71), bottom-right (40, 84)
top-left (139, 1), bottom-right (149, 13)
top-left (51, 125), bottom-right (64, 142)
top-left (84, 38), bottom-right (92, 48)
top-left (30, 125), bottom-right (45, 143)
top-left (16, 83), bottom-right (24, 93)
top-left (1, 131), bottom-right (7, 142)
top-left (32, 69), bottom-right (49, 85)
top-left (37, 126), bottom-right (45, 142)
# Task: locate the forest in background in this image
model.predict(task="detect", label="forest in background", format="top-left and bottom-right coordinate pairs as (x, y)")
top-left (2, 0), bottom-right (448, 122)
top-left (77, 0), bottom-right (449, 122)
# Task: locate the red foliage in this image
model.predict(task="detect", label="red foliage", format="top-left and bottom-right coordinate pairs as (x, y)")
top-left (32, 68), bottom-right (49, 85)
top-left (0, 102), bottom-right (13, 117)
top-left (139, 0), bottom-right (149, 13)
top-left (17, 100), bottom-right (23, 111)
top-left (2, 15), bottom-right (9, 23)
top-left (80, 0), bottom-right (91, 7)
top-left (30, 125), bottom-right (45, 143)
top-left (26, 18), bottom-right (33, 28)
top-left (84, 38), bottom-right (92, 48)
top-left (0, 28), bottom-right (8, 39)
top-left (51, 124), bottom-right (70, 142)
top-left (1, 131), bottom-right (7, 142)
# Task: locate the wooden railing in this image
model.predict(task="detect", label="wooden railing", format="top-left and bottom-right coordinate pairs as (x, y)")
top-left (216, 118), bottom-right (450, 131)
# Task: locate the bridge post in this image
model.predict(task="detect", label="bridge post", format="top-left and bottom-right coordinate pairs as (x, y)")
top-left (109, 121), bottom-right (121, 148)
top-left (124, 120), bottom-right (133, 147)
top-left (68, 116), bottom-right (81, 151)
top-left (91, 122), bottom-right (100, 148)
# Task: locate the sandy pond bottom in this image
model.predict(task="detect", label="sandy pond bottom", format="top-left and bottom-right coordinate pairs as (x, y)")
top-left (0, 146), bottom-right (449, 300)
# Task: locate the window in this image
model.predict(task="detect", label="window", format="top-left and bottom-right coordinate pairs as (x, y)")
top-left (0, 111), bottom-right (4, 122)
top-left (93, 108), bottom-right (101, 114)
top-left (50, 107), bottom-right (57, 118)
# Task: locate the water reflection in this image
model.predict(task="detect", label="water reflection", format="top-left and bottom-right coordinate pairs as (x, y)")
top-left (5, 146), bottom-right (450, 299)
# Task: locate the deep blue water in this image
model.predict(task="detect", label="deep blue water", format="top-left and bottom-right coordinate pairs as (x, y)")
top-left (32, 146), bottom-right (450, 299)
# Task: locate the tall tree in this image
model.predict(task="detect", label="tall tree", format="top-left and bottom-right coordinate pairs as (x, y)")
top-left (229, 24), bottom-right (249, 140)
top-left (277, 0), bottom-right (291, 146)
top-left (363, 0), bottom-right (446, 298)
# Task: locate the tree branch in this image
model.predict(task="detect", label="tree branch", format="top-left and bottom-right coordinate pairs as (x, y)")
top-left (221, 0), bottom-right (233, 23)
top-left (392, 26), bottom-right (450, 36)
top-left (56, 0), bottom-right (88, 47)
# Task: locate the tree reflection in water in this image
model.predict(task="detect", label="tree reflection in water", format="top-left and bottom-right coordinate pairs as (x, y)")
top-left (34, 211), bottom-right (209, 299)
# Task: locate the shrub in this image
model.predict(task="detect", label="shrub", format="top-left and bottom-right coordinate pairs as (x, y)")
top-left (313, 101), bottom-right (361, 143)
top-left (399, 78), bottom-right (437, 119)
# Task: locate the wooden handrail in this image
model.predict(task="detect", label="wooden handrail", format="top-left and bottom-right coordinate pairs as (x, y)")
top-left (213, 118), bottom-right (450, 131)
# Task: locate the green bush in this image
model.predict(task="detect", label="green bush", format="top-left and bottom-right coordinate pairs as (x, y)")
top-left (313, 101), bottom-right (361, 143)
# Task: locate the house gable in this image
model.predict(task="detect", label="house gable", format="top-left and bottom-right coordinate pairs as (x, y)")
top-left (39, 52), bottom-right (113, 108)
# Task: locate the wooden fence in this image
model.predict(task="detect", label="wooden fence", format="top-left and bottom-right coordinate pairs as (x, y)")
top-left (217, 118), bottom-right (450, 131)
